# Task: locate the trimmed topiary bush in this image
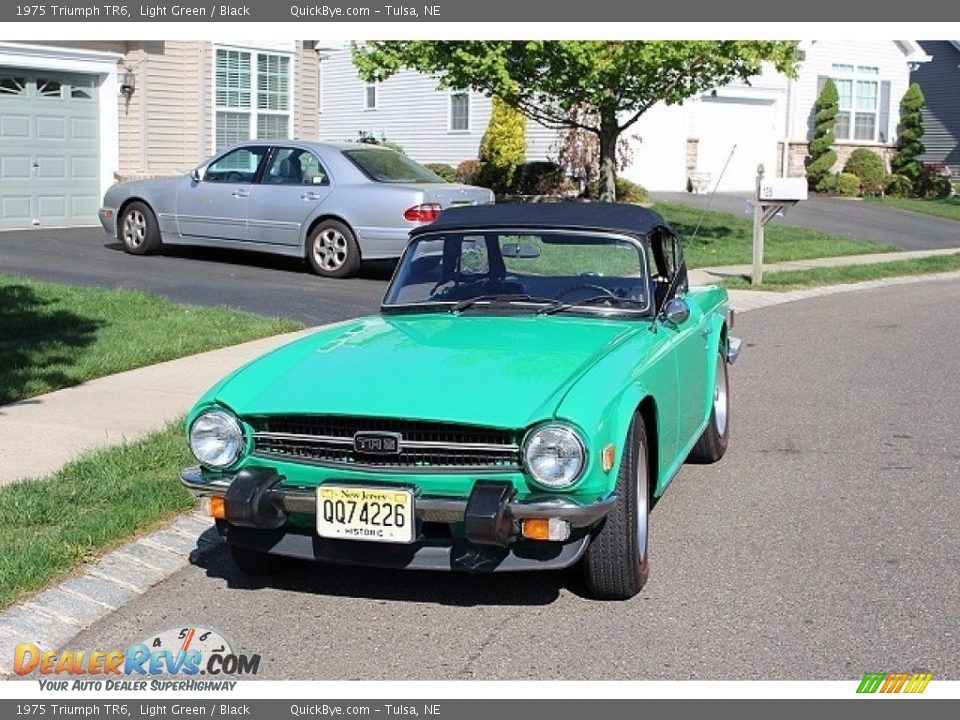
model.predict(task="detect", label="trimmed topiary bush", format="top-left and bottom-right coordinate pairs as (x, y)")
top-left (843, 149), bottom-right (886, 192)
top-left (424, 163), bottom-right (457, 182)
top-left (836, 172), bottom-right (862, 197)
top-left (815, 174), bottom-right (837, 193)
top-left (476, 96), bottom-right (526, 194)
top-left (807, 79), bottom-right (839, 191)
top-left (891, 83), bottom-right (926, 188)
top-left (885, 174), bottom-right (914, 197)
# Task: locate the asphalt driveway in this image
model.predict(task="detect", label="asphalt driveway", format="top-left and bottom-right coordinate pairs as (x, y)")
top-left (0, 227), bottom-right (388, 325)
top-left (654, 192), bottom-right (960, 251)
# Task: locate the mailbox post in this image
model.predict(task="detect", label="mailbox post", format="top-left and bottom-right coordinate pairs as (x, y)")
top-left (751, 165), bottom-right (807, 285)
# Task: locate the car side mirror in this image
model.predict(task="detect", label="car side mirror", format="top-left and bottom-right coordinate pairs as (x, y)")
top-left (661, 297), bottom-right (690, 327)
top-left (189, 167), bottom-right (202, 182)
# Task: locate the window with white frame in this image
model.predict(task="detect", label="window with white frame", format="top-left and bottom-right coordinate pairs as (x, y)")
top-left (215, 48), bottom-right (291, 151)
top-left (831, 64), bottom-right (880, 142)
top-left (364, 83), bottom-right (378, 110)
top-left (449, 91), bottom-right (470, 132)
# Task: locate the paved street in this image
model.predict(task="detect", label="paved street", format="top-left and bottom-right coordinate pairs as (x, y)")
top-left (62, 279), bottom-right (960, 680)
top-left (0, 227), bottom-right (389, 325)
top-left (654, 192), bottom-right (960, 251)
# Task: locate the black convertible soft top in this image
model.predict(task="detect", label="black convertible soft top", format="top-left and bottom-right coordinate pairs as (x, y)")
top-left (410, 202), bottom-right (673, 239)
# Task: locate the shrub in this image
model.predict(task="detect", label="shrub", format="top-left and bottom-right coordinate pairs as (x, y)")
top-left (836, 172), bottom-right (862, 197)
top-left (424, 163), bottom-right (457, 182)
top-left (807, 79), bottom-right (839, 191)
top-left (587, 176), bottom-right (648, 204)
top-left (455, 159), bottom-right (481, 185)
top-left (884, 174), bottom-right (914, 198)
top-left (815, 174), bottom-right (837, 193)
top-left (843, 149), bottom-right (886, 192)
top-left (891, 83), bottom-right (926, 186)
top-left (915, 163), bottom-right (953, 199)
top-left (511, 161), bottom-right (567, 195)
top-left (477, 96), bottom-right (526, 194)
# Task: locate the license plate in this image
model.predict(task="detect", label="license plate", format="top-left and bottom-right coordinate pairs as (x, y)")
top-left (316, 485), bottom-right (415, 544)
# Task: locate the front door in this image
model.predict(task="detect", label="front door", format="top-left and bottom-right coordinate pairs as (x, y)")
top-left (246, 147), bottom-right (332, 247)
top-left (175, 145), bottom-right (269, 242)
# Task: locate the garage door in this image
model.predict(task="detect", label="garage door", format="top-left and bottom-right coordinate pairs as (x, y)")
top-left (695, 96), bottom-right (779, 193)
top-left (0, 70), bottom-right (100, 229)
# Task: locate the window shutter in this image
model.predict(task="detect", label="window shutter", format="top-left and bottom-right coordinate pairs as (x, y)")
top-left (878, 80), bottom-right (891, 144)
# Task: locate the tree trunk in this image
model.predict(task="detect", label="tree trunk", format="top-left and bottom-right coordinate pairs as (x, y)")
top-left (598, 109), bottom-right (619, 202)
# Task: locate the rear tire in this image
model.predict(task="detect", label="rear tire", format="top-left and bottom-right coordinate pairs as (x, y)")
top-left (582, 414), bottom-right (651, 600)
top-left (119, 201), bottom-right (162, 255)
top-left (227, 542), bottom-right (281, 576)
top-left (688, 351), bottom-right (730, 464)
top-left (306, 220), bottom-right (361, 278)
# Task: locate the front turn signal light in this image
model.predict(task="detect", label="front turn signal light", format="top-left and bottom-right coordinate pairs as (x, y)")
top-left (521, 518), bottom-right (571, 542)
top-left (204, 495), bottom-right (226, 519)
top-left (602, 444), bottom-right (616, 472)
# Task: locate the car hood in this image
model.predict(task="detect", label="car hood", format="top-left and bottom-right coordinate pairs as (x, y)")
top-left (104, 175), bottom-right (183, 199)
top-left (213, 314), bottom-right (647, 429)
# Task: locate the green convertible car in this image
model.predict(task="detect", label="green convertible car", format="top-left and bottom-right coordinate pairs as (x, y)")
top-left (181, 203), bottom-right (740, 599)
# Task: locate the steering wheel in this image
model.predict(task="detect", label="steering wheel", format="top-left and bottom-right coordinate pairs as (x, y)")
top-left (554, 283), bottom-right (617, 301)
top-left (224, 171), bottom-right (245, 183)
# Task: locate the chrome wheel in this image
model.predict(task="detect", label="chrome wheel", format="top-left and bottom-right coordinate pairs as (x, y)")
top-left (714, 353), bottom-right (729, 437)
top-left (636, 436), bottom-right (649, 560)
top-left (122, 209), bottom-right (147, 247)
top-left (312, 228), bottom-right (348, 271)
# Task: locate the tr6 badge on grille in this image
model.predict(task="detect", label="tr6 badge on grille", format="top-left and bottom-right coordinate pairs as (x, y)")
top-left (353, 431), bottom-right (402, 454)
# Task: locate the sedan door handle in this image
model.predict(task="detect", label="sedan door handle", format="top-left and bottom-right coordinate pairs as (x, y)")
top-left (231, 189), bottom-right (249, 198)
top-left (300, 192), bottom-right (321, 201)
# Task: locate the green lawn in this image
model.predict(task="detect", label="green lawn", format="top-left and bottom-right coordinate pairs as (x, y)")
top-left (867, 195), bottom-right (960, 222)
top-left (0, 274), bottom-right (301, 405)
top-left (655, 201), bottom-right (894, 268)
top-left (0, 424), bottom-right (195, 609)
top-left (722, 252), bottom-right (960, 291)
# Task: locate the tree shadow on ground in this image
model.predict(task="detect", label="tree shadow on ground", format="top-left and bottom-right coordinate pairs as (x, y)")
top-left (0, 283), bottom-right (102, 407)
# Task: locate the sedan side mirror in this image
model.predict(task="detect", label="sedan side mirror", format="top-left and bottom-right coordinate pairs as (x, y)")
top-left (189, 167), bottom-right (202, 182)
top-left (661, 297), bottom-right (690, 327)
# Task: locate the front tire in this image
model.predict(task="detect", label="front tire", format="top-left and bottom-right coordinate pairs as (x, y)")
top-left (227, 542), bottom-right (281, 576)
top-left (582, 414), bottom-right (651, 600)
top-left (306, 220), bottom-right (361, 278)
top-left (688, 350), bottom-right (730, 464)
top-left (119, 201), bottom-right (162, 255)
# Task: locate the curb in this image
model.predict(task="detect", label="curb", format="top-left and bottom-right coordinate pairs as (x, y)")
top-left (2, 268), bottom-right (959, 673)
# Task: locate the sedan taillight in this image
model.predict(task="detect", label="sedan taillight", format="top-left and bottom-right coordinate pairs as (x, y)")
top-left (404, 203), bottom-right (443, 223)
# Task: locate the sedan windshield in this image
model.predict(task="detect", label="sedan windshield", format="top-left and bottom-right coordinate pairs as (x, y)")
top-left (382, 230), bottom-right (650, 316)
top-left (343, 148), bottom-right (446, 183)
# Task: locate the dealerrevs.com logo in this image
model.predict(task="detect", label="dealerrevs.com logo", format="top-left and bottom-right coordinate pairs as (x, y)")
top-left (857, 672), bottom-right (933, 694)
top-left (14, 626), bottom-right (260, 691)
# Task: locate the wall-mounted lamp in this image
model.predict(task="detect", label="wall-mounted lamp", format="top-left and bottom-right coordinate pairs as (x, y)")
top-left (120, 68), bottom-right (135, 99)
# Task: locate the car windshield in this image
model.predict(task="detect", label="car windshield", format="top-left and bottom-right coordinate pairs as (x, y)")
top-left (343, 148), bottom-right (446, 183)
top-left (382, 230), bottom-right (650, 316)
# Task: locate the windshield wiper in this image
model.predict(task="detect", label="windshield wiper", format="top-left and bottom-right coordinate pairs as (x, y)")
top-left (536, 295), bottom-right (648, 316)
top-left (450, 294), bottom-right (561, 314)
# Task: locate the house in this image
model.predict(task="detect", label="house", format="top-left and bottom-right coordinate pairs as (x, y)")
top-left (0, 40), bottom-right (319, 229)
top-left (316, 40), bottom-right (932, 193)
top-left (911, 41), bottom-right (960, 178)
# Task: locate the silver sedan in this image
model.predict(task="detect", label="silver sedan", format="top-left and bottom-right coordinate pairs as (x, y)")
top-left (99, 140), bottom-right (494, 278)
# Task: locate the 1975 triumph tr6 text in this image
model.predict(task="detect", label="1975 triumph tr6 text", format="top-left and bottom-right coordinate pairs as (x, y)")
top-left (181, 203), bottom-right (740, 599)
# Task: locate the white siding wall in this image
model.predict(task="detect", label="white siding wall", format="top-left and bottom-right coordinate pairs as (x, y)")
top-left (789, 39), bottom-right (911, 145)
top-left (318, 47), bottom-right (555, 167)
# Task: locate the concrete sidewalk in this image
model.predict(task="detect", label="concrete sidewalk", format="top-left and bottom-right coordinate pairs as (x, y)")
top-left (2, 262), bottom-right (960, 489)
top-left (687, 246), bottom-right (960, 286)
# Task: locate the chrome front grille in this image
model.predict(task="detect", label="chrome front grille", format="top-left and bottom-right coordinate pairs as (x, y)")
top-left (251, 416), bottom-right (521, 472)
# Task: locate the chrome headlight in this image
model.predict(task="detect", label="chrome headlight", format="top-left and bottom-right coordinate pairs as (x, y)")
top-left (189, 409), bottom-right (244, 469)
top-left (522, 423), bottom-right (586, 489)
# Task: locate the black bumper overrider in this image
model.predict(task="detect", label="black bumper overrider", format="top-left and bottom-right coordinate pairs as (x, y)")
top-left (180, 467), bottom-right (616, 572)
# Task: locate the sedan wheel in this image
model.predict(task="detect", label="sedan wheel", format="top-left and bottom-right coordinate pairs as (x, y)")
top-left (119, 201), bottom-right (162, 255)
top-left (306, 220), bottom-right (361, 278)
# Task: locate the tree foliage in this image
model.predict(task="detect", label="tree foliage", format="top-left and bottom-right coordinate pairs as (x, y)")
top-left (477, 96), bottom-right (526, 194)
top-left (352, 41), bottom-right (799, 200)
top-left (806, 79), bottom-right (839, 191)
top-left (890, 82), bottom-right (926, 186)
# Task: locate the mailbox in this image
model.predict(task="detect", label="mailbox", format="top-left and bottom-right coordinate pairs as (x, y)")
top-left (758, 177), bottom-right (808, 202)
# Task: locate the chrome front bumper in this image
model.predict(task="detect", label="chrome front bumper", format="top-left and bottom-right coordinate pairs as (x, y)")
top-left (180, 467), bottom-right (616, 528)
top-left (726, 336), bottom-right (742, 364)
